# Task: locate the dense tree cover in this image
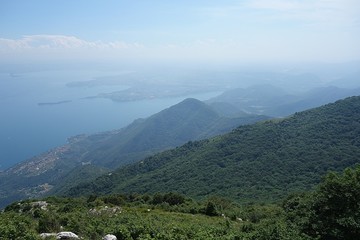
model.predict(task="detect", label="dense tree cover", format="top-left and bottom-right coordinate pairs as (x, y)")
top-left (1, 165), bottom-right (360, 239)
top-left (66, 96), bottom-right (360, 203)
top-left (283, 164), bottom-right (360, 239)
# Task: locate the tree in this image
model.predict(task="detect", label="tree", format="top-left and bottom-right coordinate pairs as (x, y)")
top-left (310, 165), bottom-right (360, 239)
top-left (284, 165), bottom-right (360, 239)
top-left (163, 192), bottom-right (185, 206)
top-left (38, 213), bottom-right (61, 233)
top-left (205, 201), bottom-right (218, 216)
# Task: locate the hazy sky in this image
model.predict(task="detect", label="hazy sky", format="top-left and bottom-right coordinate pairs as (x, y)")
top-left (0, 0), bottom-right (359, 65)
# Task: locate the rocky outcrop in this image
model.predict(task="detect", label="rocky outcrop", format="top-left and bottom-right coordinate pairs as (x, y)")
top-left (56, 232), bottom-right (79, 239)
top-left (89, 206), bottom-right (121, 216)
top-left (103, 234), bottom-right (117, 240)
top-left (40, 231), bottom-right (79, 239)
top-left (40, 232), bottom-right (118, 239)
top-left (31, 201), bottom-right (48, 210)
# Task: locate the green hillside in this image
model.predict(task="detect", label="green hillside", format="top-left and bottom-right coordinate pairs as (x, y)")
top-left (84, 98), bottom-right (249, 168)
top-left (67, 96), bottom-right (360, 203)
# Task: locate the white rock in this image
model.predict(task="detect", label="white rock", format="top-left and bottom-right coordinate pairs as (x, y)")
top-left (103, 234), bottom-right (117, 240)
top-left (56, 231), bottom-right (79, 239)
top-left (31, 201), bottom-right (48, 210)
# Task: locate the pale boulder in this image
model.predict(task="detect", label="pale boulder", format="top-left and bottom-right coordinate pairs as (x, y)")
top-left (103, 234), bottom-right (117, 240)
top-left (56, 231), bottom-right (79, 239)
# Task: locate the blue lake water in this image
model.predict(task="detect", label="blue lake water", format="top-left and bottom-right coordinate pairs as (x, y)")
top-left (0, 70), bottom-right (220, 170)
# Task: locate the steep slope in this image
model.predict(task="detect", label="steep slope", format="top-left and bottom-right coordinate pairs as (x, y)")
top-left (83, 98), bottom-right (220, 168)
top-left (67, 96), bottom-right (360, 203)
top-left (63, 98), bottom-right (268, 168)
top-left (0, 98), bottom-right (268, 208)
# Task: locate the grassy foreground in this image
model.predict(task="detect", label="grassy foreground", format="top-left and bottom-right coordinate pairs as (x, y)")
top-left (2, 165), bottom-right (360, 240)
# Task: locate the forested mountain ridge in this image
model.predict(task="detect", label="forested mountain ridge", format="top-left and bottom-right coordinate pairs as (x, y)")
top-left (0, 98), bottom-right (268, 208)
top-left (83, 98), bottom-right (266, 168)
top-left (67, 96), bottom-right (360, 203)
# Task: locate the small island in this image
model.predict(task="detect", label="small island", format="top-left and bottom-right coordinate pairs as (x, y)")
top-left (38, 100), bottom-right (72, 106)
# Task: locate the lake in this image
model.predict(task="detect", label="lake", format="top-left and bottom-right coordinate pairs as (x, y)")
top-left (0, 70), bottom-right (220, 170)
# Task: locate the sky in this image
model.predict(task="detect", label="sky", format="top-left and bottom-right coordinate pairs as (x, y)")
top-left (0, 0), bottom-right (359, 65)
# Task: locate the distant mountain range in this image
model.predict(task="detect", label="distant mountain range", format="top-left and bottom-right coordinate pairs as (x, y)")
top-left (207, 85), bottom-right (360, 117)
top-left (65, 96), bottom-right (360, 203)
top-left (0, 98), bottom-right (268, 208)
